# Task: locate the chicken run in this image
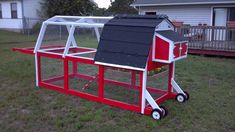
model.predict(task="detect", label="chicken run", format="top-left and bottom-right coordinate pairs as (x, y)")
top-left (13, 15), bottom-right (189, 120)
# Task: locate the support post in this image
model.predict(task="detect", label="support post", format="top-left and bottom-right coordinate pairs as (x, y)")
top-left (168, 62), bottom-right (174, 93)
top-left (73, 62), bottom-right (78, 75)
top-left (64, 59), bottom-right (69, 90)
top-left (35, 53), bottom-right (41, 86)
top-left (66, 25), bottom-right (78, 47)
top-left (131, 70), bottom-right (136, 87)
top-left (94, 27), bottom-right (100, 42)
top-left (63, 25), bottom-right (76, 57)
top-left (140, 69), bottom-right (147, 114)
top-left (72, 51), bottom-right (78, 75)
top-left (98, 65), bottom-right (104, 99)
top-left (139, 72), bottom-right (144, 113)
top-left (34, 23), bottom-right (47, 53)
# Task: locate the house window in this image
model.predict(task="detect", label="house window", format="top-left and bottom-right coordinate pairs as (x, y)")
top-left (0, 4), bottom-right (2, 19)
top-left (213, 7), bottom-right (235, 26)
top-left (145, 12), bottom-right (156, 15)
top-left (228, 7), bottom-right (235, 21)
top-left (11, 3), bottom-right (17, 19)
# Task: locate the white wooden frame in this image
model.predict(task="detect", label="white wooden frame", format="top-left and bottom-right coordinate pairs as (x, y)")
top-left (33, 16), bottom-right (113, 85)
top-left (34, 16), bottom-right (113, 55)
top-left (141, 66), bottom-right (161, 114)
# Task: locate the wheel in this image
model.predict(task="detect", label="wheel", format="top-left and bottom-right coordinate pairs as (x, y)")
top-left (151, 109), bottom-right (162, 120)
top-left (183, 91), bottom-right (190, 100)
top-left (176, 93), bottom-right (186, 103)
top-left (159, 106), bottom-right (168, 117)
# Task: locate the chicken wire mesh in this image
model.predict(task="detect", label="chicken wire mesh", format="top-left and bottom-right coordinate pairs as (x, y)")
top-left (40, 25), bottom-right (68, 49)
top-left (69, 62), bottom-right (99, 96)
top-left (147, 65), bottom-right (169, 100)
top-left (41, 56), bottom-right (65, 87)
top-left (104, 67), bottom-right (141, 105)
top-left (40, 25), bottom-right (102, 50)
top-left (40, 53), bottom-right (169, 105)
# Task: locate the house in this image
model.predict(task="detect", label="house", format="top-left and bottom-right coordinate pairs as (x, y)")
top-left (131, 0), bottom-right (235, 27)
top-left (0, 0), bottom-right (42, 32)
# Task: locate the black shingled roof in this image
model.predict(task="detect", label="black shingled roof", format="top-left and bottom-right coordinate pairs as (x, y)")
top-left (94, 15), bottom-right (168, 69)
top-left (157, 30), bottom-right (188, 42)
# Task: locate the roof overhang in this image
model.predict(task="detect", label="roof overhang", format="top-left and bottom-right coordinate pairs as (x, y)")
top-left (131, 1), bottom-right (235, 7)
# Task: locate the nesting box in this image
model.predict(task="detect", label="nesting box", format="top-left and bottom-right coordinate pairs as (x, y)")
top-left (153, 31), bottom-right (188, 63)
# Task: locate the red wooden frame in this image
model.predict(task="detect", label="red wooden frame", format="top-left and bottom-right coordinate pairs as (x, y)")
top-left (13, 46), bottom-right (177, 116)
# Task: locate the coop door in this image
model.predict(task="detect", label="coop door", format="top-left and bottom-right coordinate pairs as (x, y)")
top-left (153, 35), bottom-right (170, 63)
top-left (173, 42), bottom-right (188, 60)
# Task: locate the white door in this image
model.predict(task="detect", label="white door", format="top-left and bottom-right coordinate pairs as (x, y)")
top-left (214, 8), bottom-right (227, 26)
top-left (214, 8), bottom-right (227, 40)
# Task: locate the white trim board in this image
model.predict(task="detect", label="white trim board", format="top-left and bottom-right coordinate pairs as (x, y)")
top-left (95, 62), bottom-right (146, 71)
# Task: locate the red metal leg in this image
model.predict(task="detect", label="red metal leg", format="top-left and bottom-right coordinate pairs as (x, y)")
top-left (98, 65), bottom-right (104, 99)
top-left (72, 50), bottom-right (78, 75)
top-left (139, 72), bottom-right (143, 113)
top-left (37, 53), bottom-right (42, 84)
top-left (73, 62), bottom-right (78, 75)
top-left (168, 63), bottom-right (174, 93)
top-left (64, 59), bottom-right (69, 90)
top-left (131, 70), bottom-right (136, 87)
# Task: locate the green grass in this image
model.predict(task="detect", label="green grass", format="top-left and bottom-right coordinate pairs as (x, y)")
top-left (0, 30), bottom-right (235, 131)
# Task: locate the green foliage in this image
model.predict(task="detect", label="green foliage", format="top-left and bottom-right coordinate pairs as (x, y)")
top-left (31, 22), bottom-right (42, 34)
top-left (107, 0), bottom-right (137, 15)
top-left (93, 7), bottom-right (106, 16)
top-left (39, 0), bottom-right (137, 17)
top-left (39, 0), bottom-right (97, 17)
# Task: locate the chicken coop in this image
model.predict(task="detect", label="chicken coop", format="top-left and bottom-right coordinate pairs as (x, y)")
top-left (13, 15), bottom-right (189, 120)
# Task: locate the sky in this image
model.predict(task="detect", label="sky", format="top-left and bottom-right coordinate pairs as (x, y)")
top-left (93, 0), bottom-right (112, 9)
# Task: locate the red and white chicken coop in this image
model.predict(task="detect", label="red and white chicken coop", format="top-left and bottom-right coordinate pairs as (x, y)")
top-left (13, 15), bottom-right (189, 120)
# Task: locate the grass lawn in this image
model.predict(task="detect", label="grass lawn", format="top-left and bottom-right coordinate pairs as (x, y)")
top-left (0, 30), bottom-right (234, 131)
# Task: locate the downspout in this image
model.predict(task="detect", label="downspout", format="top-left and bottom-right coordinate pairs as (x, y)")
top-left (138, 6), bottom-right (141, 15)
top-left (21, 0), bottom-right (26, 33)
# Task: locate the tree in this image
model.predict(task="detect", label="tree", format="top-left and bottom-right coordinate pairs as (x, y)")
top-left (93, 7), bottom-right (106, 16)
top-left (39, 0), bottom-right (97, 18)
top-left (107, 0), bottom-right (137, 15)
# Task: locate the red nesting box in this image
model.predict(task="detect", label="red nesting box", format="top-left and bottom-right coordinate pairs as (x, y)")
top-left (152, 31), bottom-right (188, 63)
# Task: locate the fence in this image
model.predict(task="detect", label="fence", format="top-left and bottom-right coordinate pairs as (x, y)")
top-left (22, 17), bottom-right (46, 35)
top-left (22, 17), bottom-right (101, 37)
top-left (176, 26), bottom-right (235, 51)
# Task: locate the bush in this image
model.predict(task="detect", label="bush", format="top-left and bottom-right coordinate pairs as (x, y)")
top-left (31, 22), bottom-right (42, 34)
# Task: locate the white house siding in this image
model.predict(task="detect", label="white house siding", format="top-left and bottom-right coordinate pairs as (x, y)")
top-left (22, 0), bottom-right (42, 28)
top-left (139, 5), bottom-right (212, 26)
top-left (23, 0), bottom-right (41, 18)
top-left (0, 1), bottom-right (23, 30)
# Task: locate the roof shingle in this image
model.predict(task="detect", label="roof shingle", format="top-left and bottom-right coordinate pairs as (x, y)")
top-left (94, 15), bottom-right (166, 69)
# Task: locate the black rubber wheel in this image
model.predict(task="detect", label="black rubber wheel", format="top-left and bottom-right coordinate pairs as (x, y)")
top-left (151, 109), bottom-right (162, 120)
top-left (159, 106), bottom-right (168, 118)
top-left (183, 91), bottom-right (190, 100)
top-left (176, 93), bottom-right (186, 103)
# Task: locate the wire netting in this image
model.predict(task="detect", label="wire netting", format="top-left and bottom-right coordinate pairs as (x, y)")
top-left (40, 55), bottom-right (169, 104)
top-left (40, 25), bottom-right (102, 50)
top-left (104, 67), bottom-right (141, 105)
top-left (69, 62), bottom-right (98, 96)
top-left (41, 57), bottom-right (65, 87)
top-left (147, 65), bottom-right (169, 100)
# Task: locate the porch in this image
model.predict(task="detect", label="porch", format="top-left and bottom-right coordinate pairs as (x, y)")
top-left (176, 25), bottom-right (235, 57)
